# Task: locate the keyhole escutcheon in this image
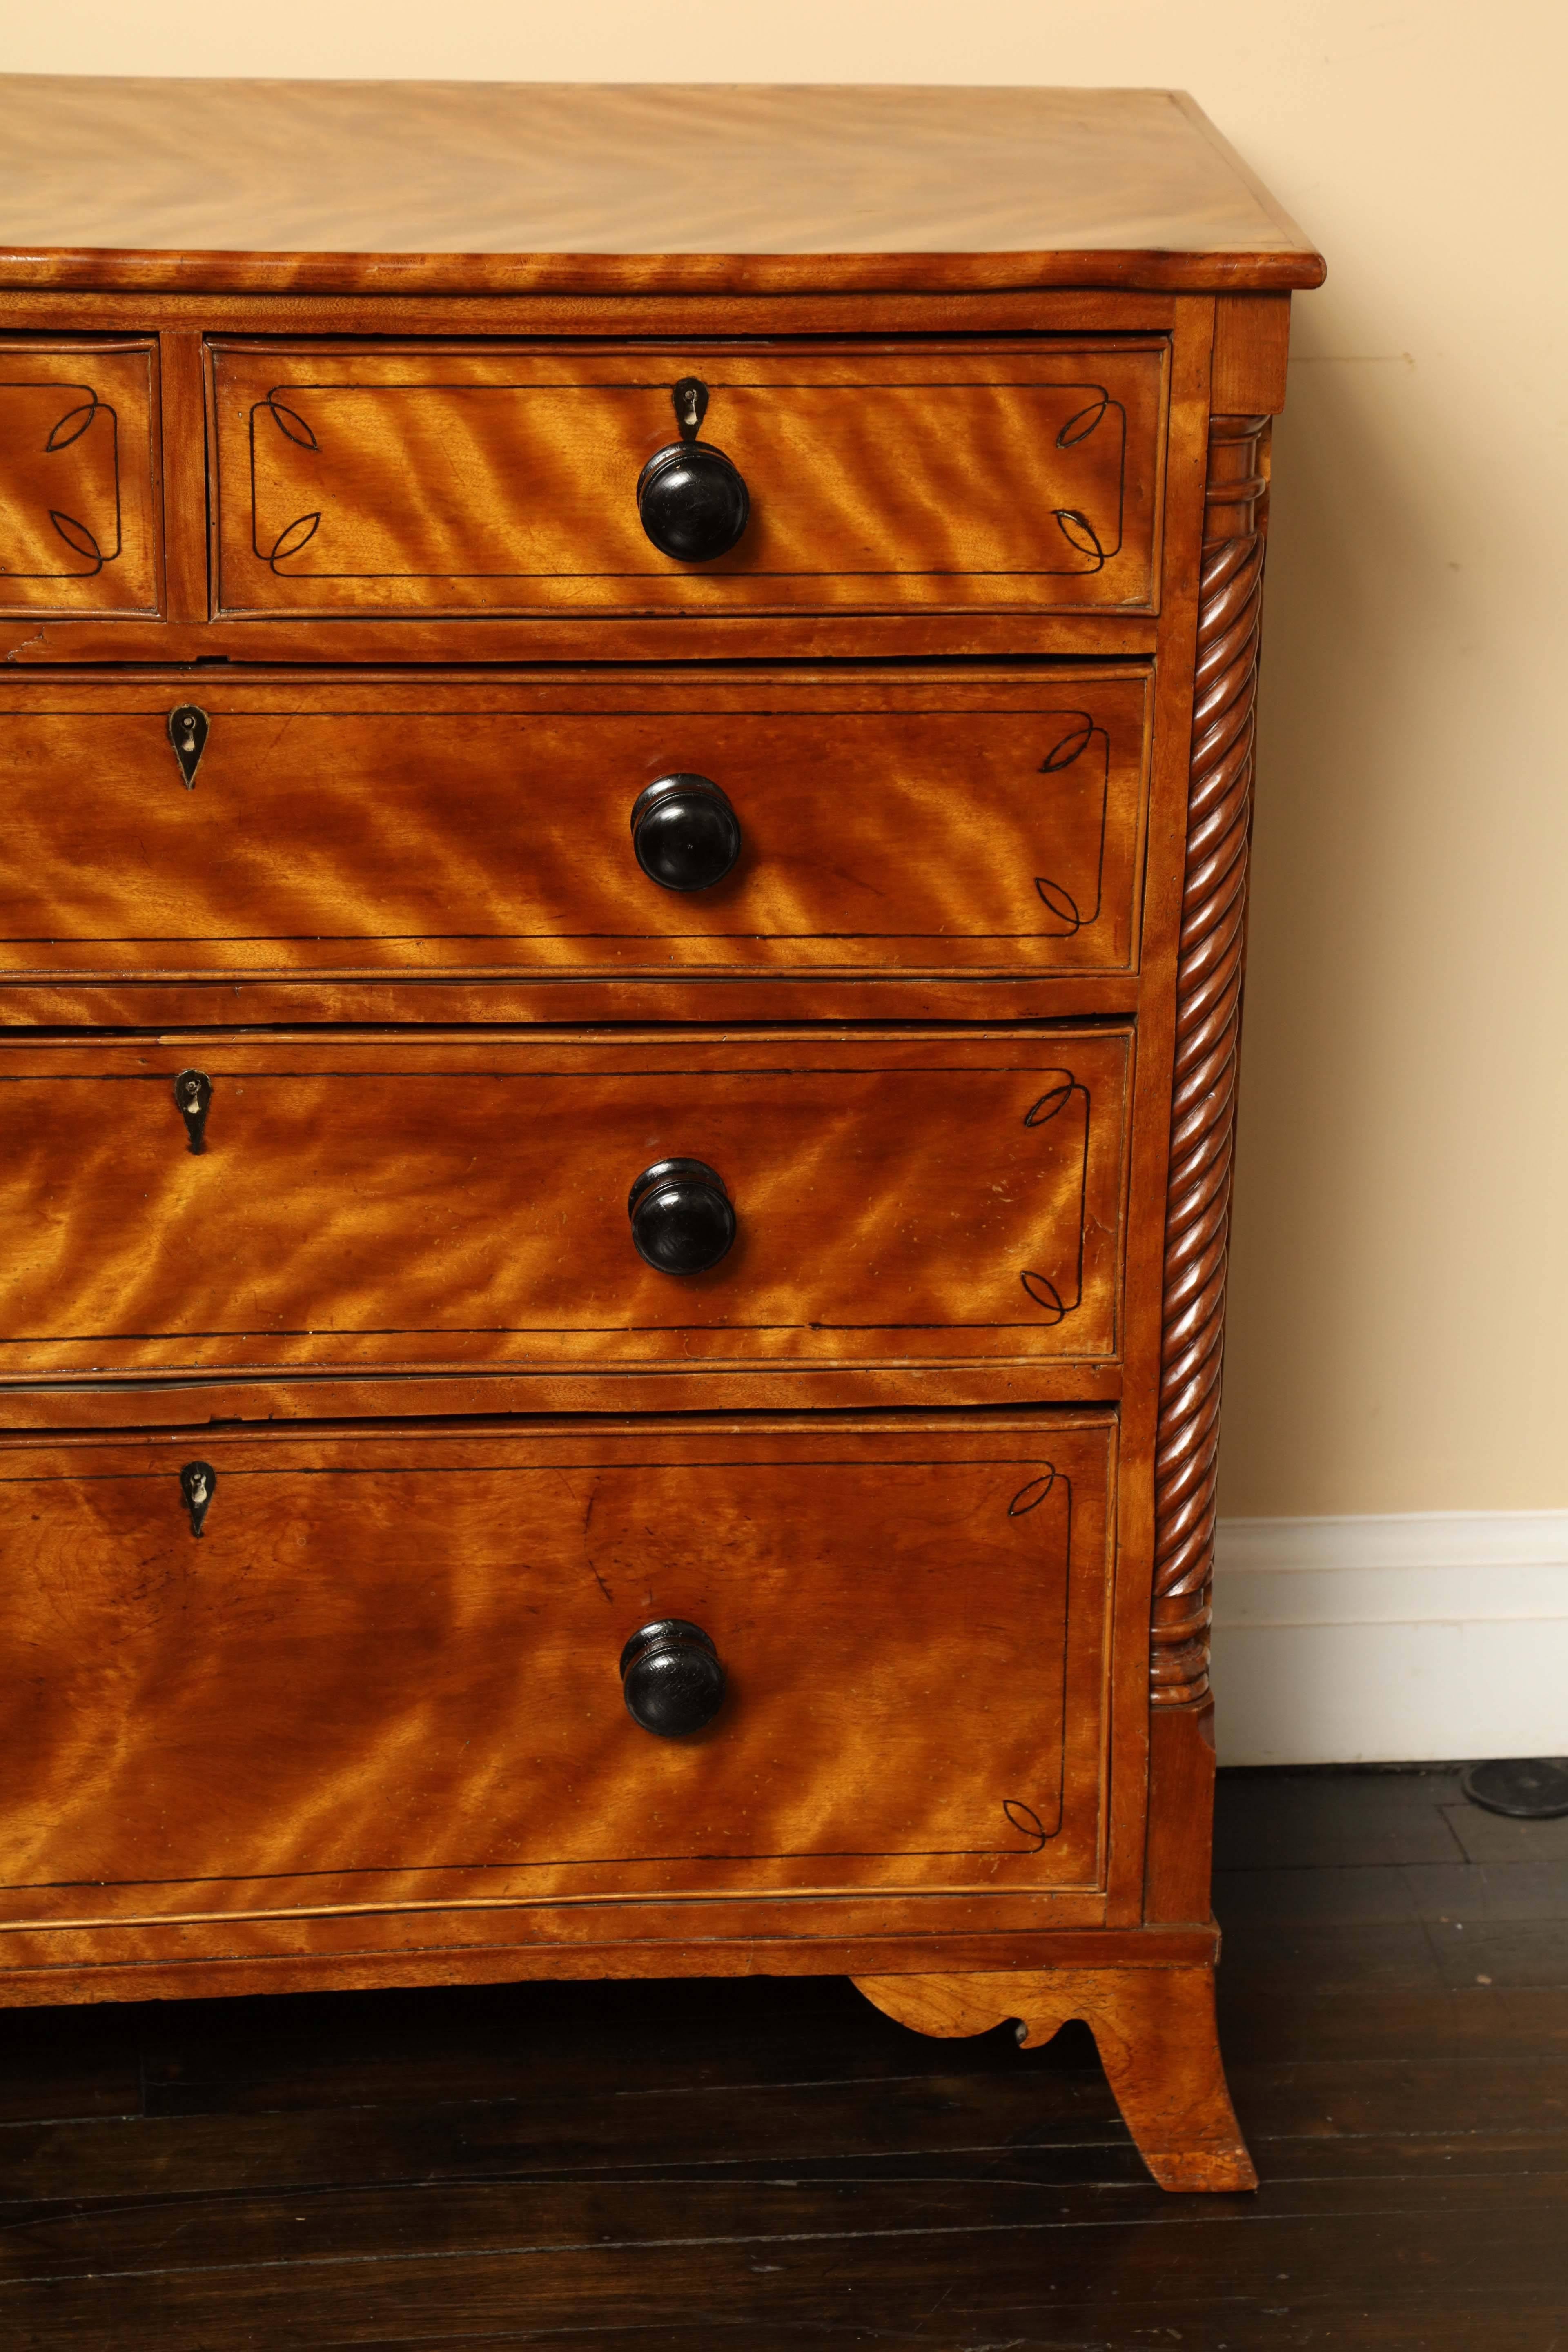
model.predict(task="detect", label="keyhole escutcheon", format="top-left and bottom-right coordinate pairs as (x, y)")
top-left (180, 1460), bottom-right (217, 1538)
top-left (174, 1068), bottom-right (212, 1154)
top-left (168, 705), bottom-right (209, 788)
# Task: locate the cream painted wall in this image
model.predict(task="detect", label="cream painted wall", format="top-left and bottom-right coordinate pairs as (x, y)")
top-left (9, 3), bottom-right (1568, 1518)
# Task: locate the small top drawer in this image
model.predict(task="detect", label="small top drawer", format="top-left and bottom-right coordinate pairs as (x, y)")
top-left (0, 341), bottom-right (160, 615)
top-left (209, 339), bottom-right (1167, 619)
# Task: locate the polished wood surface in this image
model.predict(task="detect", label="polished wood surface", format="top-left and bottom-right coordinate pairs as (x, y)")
top-left (0, 82), bottom-right (1325, 294)
top-left (0, 1027), bottom-right (1129, 1379)
top-left (0, 1359), bottom-right (1129, 1429)
top-left (0, 339), bottom-right (159, 613)
top-left (2, 608), bottom-right (1164, 670)
top-left (209, 340), bottom-right (1165, 616)
top-left (0, 607), bottom-right (1164, 672)
top-left (1144, 1697), bottom-right (1221, 1923)
top-left (1211, 291), bottom-right (1292, 412)
top-left (0, 1415), bottom-right (1113, 1919)
top-left (0, 92), bottom-right (1320, 2198)
top-left (0, 1920), bottom-right (1218, 2005)
top-left (0, 286), bottom-right (1194, 674)
top-left (0, 289), bottom-right (1205, 667)
top-left (1152, 415), bottom-right (1270, 1707)
top-left (0, 668), bottom-right (1151, 982)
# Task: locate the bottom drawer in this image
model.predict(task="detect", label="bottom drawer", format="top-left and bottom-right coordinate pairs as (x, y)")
top-left (0, 1414), bottom-right (1115, 1924)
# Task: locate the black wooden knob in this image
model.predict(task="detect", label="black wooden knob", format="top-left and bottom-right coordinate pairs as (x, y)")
top-left (637, 441), bottom-right (750, 562)
top-left (630, 1152), bottom-right (738, 1270)
top-left (631, 774), bottom-right (742, 892)
top-left (629, 1158), bottom-right (735, 1274)
top-left (620, 1619), bottom-right (726, 1737)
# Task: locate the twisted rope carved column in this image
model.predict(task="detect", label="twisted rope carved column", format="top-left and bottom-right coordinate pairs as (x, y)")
top-left (1150, 416), bottom-right (1271, 1707)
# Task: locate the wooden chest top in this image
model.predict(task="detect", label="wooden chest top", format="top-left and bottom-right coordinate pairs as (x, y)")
top-left (0, 78), bottom-right (1324, 294)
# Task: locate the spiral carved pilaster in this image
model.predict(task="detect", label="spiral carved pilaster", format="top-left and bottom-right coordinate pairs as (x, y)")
top-left (1150, 416), bottom-right (1270, 1706)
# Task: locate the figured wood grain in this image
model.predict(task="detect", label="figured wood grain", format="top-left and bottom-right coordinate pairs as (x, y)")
top-left (2, 288), bottom-right (1184, 336)
top-left (1144, 1698), bottom-right (1219, 1922)
top-left (0, 1896), bottom-right (1123, 1988)
top-left (0, 1361), bottom-right (1125, 1428)
top-left (0, 978), bottom-right (1144, 1040)
top-left (853, 1961), bottom-right (1255, 2190)
top-left (1150, 418), bottom-right (1269, 1706)
top-left (0, 340), bottom-right (160, 613)
top-left (1210, 294), bottom-right (1292, 414)
top-left (0, 610), bottom-right (1163, 671)
top-left (156, 329), bottom-right (210, 624)
top-left (209, 340), bottom-right (1165, 617)
top-left (1093, 294), bottom-right (1218, 1933)
top-left (0, 1027), bottom-right (1130, 1378)
top-left (0, 668), bottom-right (1151, 982)
top-left (0, 82), bottom-right (1325, 294)
top-left (0, 1925), bottom-right (1220, 2009)
top-left (0, 1416), bottom-right (1113, 1913)
top-left (0, 120), bottom-right (1317, 2204)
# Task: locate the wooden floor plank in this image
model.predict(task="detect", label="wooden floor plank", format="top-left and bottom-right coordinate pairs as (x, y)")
top-left (1441, 1800), bottom-right (1568, 1866)
top-left (0, 1768), bottom-right (1564, 2349)
top-left (0, 2051), bottom-right (1562, 2208)
top-left (3, 2175), bottom-right (1565, 2349)
top-left (325, 2320), bottom-right (1568, 2352)
top-left (1214, 1767), bottom-right (1471, 1870)
top-left (0, 2006), bottom-right (142, 2128)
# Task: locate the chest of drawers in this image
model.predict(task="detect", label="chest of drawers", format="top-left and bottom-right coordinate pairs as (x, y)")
top-left (0, 79), bottom-right (1321, 2192)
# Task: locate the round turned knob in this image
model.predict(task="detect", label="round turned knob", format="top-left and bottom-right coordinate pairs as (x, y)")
top-left (620, 1619), bottom-right (726, 1738)
top-left (628, 1158), bottom-right (735, 1275)
top-left (631, 774), bottom-right (742, 893)
top-left (637, 441), bottom-right (750, 562)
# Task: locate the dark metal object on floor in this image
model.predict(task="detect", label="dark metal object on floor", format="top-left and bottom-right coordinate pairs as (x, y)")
top-left (1461, 1756), bottom-right (1568, 1819)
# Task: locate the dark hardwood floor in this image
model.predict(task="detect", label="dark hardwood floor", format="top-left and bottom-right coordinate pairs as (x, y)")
top-left (1, 1766), bottom-right (1564, 2350)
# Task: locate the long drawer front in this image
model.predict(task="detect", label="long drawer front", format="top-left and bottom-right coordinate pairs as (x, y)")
top-left (0, 1416), bottom-right (1115, 1915)
top-left (209, 339), bottom-right (1167, 617)
top-left (0, 1028), bottom-right (1129, 1378)
top-left (0, 668), bottom-right (1152, 982)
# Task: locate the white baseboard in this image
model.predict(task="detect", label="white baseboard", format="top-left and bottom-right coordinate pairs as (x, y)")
top-left (1210, 1509), bottom-right (1568, 1765)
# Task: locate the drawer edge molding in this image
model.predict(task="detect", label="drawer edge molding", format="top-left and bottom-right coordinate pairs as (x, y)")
top-left (0, 1923), bottom-right (1220, 2014)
